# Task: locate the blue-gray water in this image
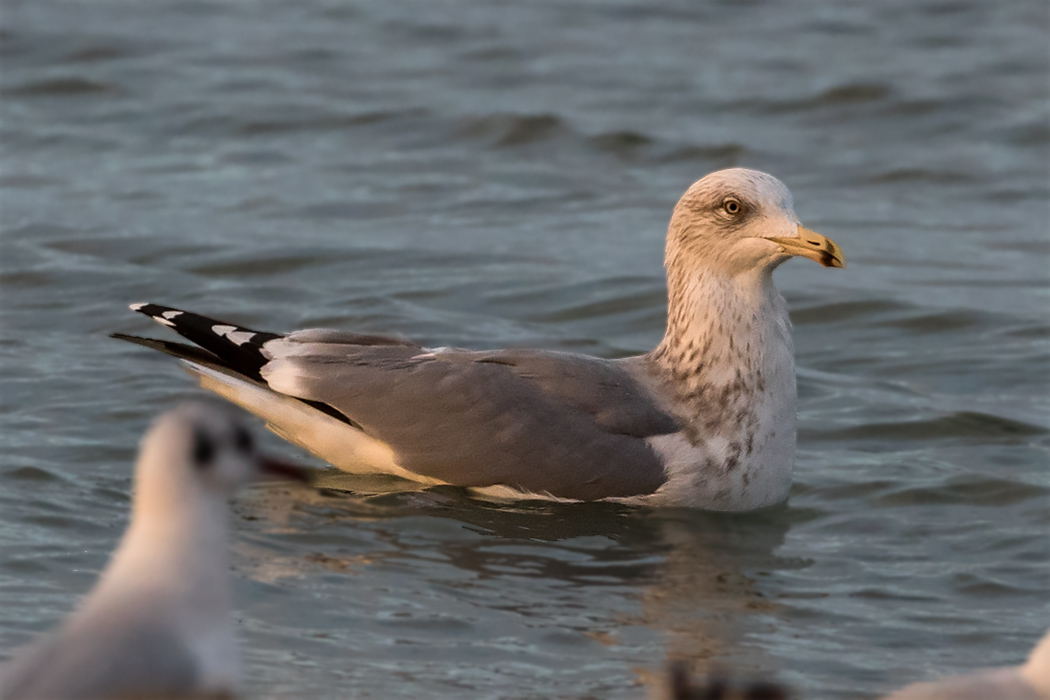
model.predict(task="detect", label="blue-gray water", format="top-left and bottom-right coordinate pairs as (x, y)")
top-left (1, 1), bottom-right (1048, 698)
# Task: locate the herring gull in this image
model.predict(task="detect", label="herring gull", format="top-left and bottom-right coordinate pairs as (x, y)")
top-left (112, 168), bottom-right (845, 510)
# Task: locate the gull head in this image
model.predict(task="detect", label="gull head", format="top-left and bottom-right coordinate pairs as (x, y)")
top-left (135, 402), bottom-right (307, 512)
top-left (666, 168), bottom-right (845, 277)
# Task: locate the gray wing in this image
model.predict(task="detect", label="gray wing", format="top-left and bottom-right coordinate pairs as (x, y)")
top-left (471, 350), bottom-right (679, 438)
top-left (262, 342), bottom-right (679, 500)
top-left (1, 619), bottom-right (200, 700)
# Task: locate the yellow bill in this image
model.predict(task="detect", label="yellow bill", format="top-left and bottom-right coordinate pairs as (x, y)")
top-left (768, 226), bottom-right (846, 268)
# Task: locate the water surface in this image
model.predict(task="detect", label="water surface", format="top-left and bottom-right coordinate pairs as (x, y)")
top-left (1, 1), bottom-right (1048, 698)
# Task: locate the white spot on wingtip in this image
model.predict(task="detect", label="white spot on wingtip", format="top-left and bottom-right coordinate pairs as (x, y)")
top-left (212, 324), bottom-right (256, 346)
top-left (129, 303), bottom-right (146, 311)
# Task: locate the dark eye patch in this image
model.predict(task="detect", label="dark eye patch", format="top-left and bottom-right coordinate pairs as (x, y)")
top-left (233, 425), bottom-right (253, 453)
top-left (193, 427), bottom-right (216, 468)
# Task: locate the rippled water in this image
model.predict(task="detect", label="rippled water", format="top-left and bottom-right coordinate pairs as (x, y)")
top-left (1, 0), bottom-right (1048, 698)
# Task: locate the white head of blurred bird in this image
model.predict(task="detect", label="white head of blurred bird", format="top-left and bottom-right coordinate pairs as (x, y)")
top-left (1, 402), bottom-right (307, 700)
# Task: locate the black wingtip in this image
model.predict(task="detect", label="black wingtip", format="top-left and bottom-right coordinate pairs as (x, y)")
top-left (124, 303), bottom-right (282, 381)
top-left (129, 302), bottom-right (209, 329)
top-left (117, 310), bottom-right (364, 431)
top-left (111, 332), bottom-right (225, 368)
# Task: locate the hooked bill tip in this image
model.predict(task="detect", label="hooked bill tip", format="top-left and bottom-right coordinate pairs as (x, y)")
top-left (819, 251), bottom-right (847, 269)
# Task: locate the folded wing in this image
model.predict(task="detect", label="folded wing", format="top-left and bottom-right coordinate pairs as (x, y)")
top-left (116, 305), bottom-right (679, 500)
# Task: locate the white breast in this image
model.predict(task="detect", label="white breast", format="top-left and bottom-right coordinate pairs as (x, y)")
top-left (626, 280), bottom-right (798, 510)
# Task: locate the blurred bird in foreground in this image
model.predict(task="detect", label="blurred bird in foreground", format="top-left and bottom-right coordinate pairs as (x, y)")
top-left (0, 402), bottom-right (307, 700)
top-left (663, 628), bottom-right (1049, 700)
top-left (880, 628), bottom-right (1049, 700)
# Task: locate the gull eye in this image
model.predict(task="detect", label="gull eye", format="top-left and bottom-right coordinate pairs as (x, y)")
top-left (722, 198), bottom-right (743, 216)
top-left (232, 425), bottom-right (254, 453)
top-left (192, 428), bottom-right (215, 468)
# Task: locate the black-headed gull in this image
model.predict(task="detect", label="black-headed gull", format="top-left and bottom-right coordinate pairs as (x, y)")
top-left (1, 402), bottom-right (307, 700)
top-left (880, 628), bottom-right (1049, 700)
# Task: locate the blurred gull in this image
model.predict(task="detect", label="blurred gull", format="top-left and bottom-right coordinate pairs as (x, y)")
top-left (113, 168), bottom-right (845, 510)
top-left (659, 630), bottom-right (1050, 700)
top-left (881, 629), bottom-right (1050, 700)
top-left (0, 402), bottom-right (306, 700)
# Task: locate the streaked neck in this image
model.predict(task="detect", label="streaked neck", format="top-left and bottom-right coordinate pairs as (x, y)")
top-left (651, 266), bottom-right (789, 379)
